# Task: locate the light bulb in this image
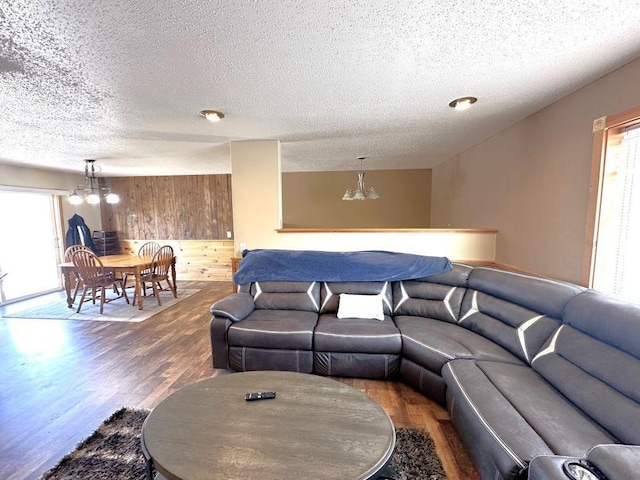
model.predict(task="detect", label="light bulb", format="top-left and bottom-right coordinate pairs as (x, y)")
top-left (200, 110), bottom-right (225, 122)
top-left (106, 193), bottom-right (120, 204)
top-left (68, 192), bottom-right (83, 205)
top-left (455, 99), bottom-right (472, 110)
top-left (86, 192), bottom-right (100, 204)
top-left (449, 96), bottom-right (478, 110)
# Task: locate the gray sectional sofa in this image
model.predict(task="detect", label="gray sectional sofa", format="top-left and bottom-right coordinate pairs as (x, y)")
top-left (209, 262), bottom-right (640, 480)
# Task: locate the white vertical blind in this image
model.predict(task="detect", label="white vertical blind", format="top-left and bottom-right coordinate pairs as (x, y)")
top-left (593, 125), bottom-right (640, 303)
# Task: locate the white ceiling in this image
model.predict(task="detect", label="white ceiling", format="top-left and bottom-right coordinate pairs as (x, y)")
top-left (2, 1), bottom-right (640, 176)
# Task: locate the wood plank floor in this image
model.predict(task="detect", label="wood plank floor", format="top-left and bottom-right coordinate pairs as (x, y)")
top-left (0, 281), bottom-right (479, 480)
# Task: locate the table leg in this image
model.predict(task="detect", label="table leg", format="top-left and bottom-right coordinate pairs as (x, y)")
top-left (140, 430), bottom-right (154, 480)
top-left (144, 457), bottom-right (154, 480)
top-left (63, 269), bottom-right (73, 308)
top-left (374, 465), bottom-right (398, 479)
top-left (171, 257), bottom-right (177, 293)
top-left (135, 266), bottom-right (144, 310)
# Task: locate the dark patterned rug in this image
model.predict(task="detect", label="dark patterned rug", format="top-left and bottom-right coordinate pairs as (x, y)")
top-left (40, 407), bottom-right (447, 480)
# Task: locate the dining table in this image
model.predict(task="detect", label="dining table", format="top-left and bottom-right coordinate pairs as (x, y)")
top-left (59, 253), bottom-right (177, 311)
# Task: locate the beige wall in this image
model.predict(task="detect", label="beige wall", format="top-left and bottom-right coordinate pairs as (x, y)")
top-left (431, 57), bottom-right (640, 284)
top-left (231, 140), bottom-right (283, 252)
top-left (231, 140), bottom-right (496, 261)
top-left (0, 163), bottom-right (102, 234)
top-left (272, 230), bottom-right (496, 261)
top-left (282, 170), bottom-right (431, 228)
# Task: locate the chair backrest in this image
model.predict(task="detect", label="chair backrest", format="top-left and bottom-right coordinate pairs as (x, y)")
top-left (72, 249), bottom-right (107, 287)
top-left (64, 244), bottom-right (93, 262)
top-left (138, 241), bottom-right (161, 259)
top-left (152, 245), bottom-right (174, 278)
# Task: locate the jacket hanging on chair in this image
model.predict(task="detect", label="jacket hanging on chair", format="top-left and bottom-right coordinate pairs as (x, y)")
top-left (65, 214), bottom-right (97, 252)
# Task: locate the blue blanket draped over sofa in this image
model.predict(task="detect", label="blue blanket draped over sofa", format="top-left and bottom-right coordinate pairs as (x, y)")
top-left (233, 249), bottom-right (452, 284)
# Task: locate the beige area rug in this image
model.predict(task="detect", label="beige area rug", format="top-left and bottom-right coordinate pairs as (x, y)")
top-left (0, 289), bottom-right (199, 322)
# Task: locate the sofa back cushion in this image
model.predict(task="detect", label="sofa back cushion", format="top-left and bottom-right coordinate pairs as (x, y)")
top-left (250, 281), bottom-right (321, 312)
top-left (392, 263), bottom-right (471, 323)
top-left (532, 290), bottom-right (640, 445)
top-left (458, 268), bottom-right (583, 364)
top-left (320, 281), bottom-right (393, 315)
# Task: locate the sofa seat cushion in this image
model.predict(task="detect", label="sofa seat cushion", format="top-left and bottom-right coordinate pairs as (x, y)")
top-left (227, 310), bottom-right (318, 350)
top-left (313, 313), bottom-right (401, 354)
top-left (443, 359), bottom-right (616, 480)
top-left (475, 360), bottom-right (617, 454)
top-left (395, 316), bottom-right (523, 374)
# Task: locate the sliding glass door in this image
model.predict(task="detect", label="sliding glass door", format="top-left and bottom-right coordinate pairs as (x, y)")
top-left (0, 189), bottom-right (62, 304)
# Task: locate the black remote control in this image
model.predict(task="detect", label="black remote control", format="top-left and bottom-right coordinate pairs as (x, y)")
top-left (245, 391), bottom-right (276, 401)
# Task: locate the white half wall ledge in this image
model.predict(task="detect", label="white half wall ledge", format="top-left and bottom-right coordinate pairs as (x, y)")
top-left (248, 228), bottom-right (498, 262)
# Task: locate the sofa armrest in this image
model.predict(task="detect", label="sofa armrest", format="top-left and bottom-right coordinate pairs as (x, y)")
top-left (528, 455), bottom-right (581, 480)
top-left (588, 444), bottom-right (640, 480)
top-left (527, 446), bottom-right (640, 480)
top-left (210, 316), bottom-right (233, 369)
top-left (210, 293), bottom-right (255, 322)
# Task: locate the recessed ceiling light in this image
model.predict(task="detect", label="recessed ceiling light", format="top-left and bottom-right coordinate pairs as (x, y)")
top-left (449, 97), bottom-right (478, 111)
top-left (199, 110), bottom-right (225, 122)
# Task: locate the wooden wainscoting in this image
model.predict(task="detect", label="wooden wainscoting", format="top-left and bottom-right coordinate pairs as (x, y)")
top-left (120, 239), bottom-right (234, 281)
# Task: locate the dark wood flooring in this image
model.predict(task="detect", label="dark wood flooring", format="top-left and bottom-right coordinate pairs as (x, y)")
top-left (0, 281), bottom-right (478, 480)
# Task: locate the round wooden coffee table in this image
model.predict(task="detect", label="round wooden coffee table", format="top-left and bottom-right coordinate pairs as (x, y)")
top-left (141, 371), bottom-right (395, 480)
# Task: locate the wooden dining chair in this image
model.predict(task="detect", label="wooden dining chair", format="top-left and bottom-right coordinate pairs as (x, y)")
top-left (138, 241), bottom-right (162, 294)
top-left (64, 244), bottom-right (95, 303)
top-left (72, 249), bottom-right (129, 314)
top-left (138, 241), bottom-right (161, 259)
top-left (122, 241), bottom-right (161, 292)
top-left (133, 245), bottom-right (176, 306)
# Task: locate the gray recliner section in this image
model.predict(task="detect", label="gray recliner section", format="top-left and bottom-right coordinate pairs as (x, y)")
top-left (314, 281), bottom-right (401, 378)
top-left (532, 291), bottom-right (640, 447)
top-left (219, 281), bottom-right (320, 373)
top-left (210, 263), bottom-right (640, 480)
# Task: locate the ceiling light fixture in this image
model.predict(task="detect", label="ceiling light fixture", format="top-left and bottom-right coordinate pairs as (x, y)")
top-left (68, 160), bottom-right (120, 205)
top-left (342, 157), bottom-right (380, 201)
top-left (199, 110), bottom-right (225, 122)
top-left (449, 96), bottom-right (478, 111)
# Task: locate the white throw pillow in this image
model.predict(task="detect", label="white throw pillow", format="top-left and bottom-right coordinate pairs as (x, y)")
top-left (337, 293), bottom-right (385, 321)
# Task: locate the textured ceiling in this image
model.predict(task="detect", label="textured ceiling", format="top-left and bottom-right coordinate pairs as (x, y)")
top-left (1, 1), bottom-right (640, 176)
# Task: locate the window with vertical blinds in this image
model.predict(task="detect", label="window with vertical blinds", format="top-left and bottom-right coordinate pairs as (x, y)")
top-left (592, 124), bottom-right (640, 303)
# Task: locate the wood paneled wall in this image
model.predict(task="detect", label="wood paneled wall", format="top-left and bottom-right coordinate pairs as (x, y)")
top-left (120, 239), bottom-right (234, 281)
top-left (100, 175), bottom-right (233, 240)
